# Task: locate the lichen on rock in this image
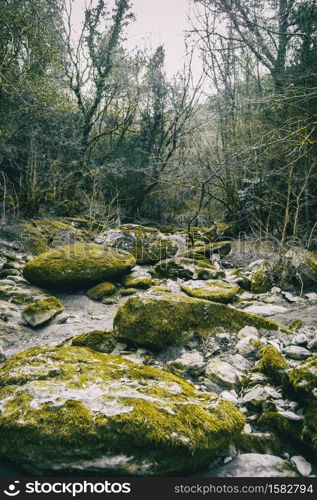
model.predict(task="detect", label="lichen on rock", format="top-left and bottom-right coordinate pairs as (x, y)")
top-left (181, 280), bottom-right (240, 303)
top-left (87, 282), bottom-right (117, 301)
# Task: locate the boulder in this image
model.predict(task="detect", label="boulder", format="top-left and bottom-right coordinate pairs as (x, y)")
top-left (205, 358), bottom-right (241, 389)
top-left (181, 280), bottom-right (240, 303)
top-left (21, 297), bottom-right (64, 327)
top-left (0, 346), bottom-right (245, 475)
top-left (95, 225), bottom-right (179, 264)
top-left (154, 257), bottom-right (222, 280)
top-left (113, 291), bottom-right (289, 349)
top-left (23, 243), bottom-right (135, 289)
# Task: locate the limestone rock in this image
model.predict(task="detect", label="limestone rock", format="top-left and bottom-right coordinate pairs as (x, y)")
top-left (21, 297), bottom-right (64, 327)
top-left (0, 346), bottom-right (245, 475)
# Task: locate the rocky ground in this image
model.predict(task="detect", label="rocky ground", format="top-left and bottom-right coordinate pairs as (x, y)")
top-left (0, 219), bottom-right (317, 477)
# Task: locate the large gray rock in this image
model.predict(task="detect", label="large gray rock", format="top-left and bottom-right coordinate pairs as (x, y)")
top-left (0, 345), bottom-right (244, 475)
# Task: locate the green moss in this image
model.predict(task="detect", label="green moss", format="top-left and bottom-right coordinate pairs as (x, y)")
top-left (181, 280), bottom-right (240, 304)
top-left (254, 345), bottom-right (288, 384)
top-left (23, 243), bottom-right (136, 289)
top-left (22, 297), bottom-right (63, 315)
top-left (114, 292), bottom-right (290, 349)
top-left (0, 346), bottom-right (245, 474)
top-left (251, 266), bottom-right (272, 293)
top-left (87, 282), bottom-right (117, 301)
top-left (71, 330), bottom-right (117, 353)
top-left (257, 411), bottom-right (303, 442)
top-left (286, 356), bottom-right (317, 403)
top-left (123, 273), bottom-right (152, 289)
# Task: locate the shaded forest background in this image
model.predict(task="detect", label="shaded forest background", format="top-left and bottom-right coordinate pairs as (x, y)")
top-left (0, 0), bottom-right (317, 247)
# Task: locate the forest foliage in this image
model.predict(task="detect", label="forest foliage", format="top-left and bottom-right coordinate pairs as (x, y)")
top-left (0, 0), bottom-right (317, 247)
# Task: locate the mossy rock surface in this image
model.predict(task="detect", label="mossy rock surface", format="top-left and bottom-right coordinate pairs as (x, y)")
top-left (123, 267), bottom-right (152, 289)
top-left (286, 356), bottom-right (317, 403)
top-left (181, 280), bottom-right (240, 303)
top-left (70, 330), bottom-right (117, 353)
top-left (251, 266), bottom-right (273, 293)
top-left (113, 291), bottom-right (289, 349)
top-left (0, 346), bottom-right (244, 475)
top-left (254, 345), bottom-right (288, 384)
top-left (96, 225), bottom-right (179, 264)
top-left (154, 257), bottom-right (222, 280)
top-left (87, 282), bottom-right (117, 301)
top-left (21, 297), bottom-right (64, 327)
top-left (179, 241), bottom-right (231, 260)
top-left (23, 243), bottom-right (135, 290)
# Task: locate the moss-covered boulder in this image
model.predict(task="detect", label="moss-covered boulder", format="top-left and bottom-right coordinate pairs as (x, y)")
top-left (96, 225), bottom-right (179, 264)
top-left (123, 266), bottom-right (152, 289)
top-left (114, 292), bottom-right (289, 349)
top-left (254, 345), bottom-right (288, 384)
top-left (21, 297), bottom-right (64, 327)
top-left (179, 241), bottom-right (232, 260)
top-left (154, 257), bottom-right (222, 280)
top-left (0, 346), bottom-right (245, 475)
top-left (23, 243), bottom-right (135, 290)
top-left (87, 282), bottom-right (117, 301)
top-left (70, 330), bottom-right (117, 353)
top-left (181, 280), bottom-right (240, 303)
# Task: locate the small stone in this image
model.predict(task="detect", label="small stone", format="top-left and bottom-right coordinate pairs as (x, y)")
top-left (308, 338), bottom-right (317, 351)
top-left (271, 287), bottom-right (281, 294)
top-left (278, 411), bottom-right (304, 421)
top-left (21, 297), bottom-right (64, 327)
top-left (242, 386), bottom-right (281, 407)
top-left (305, 292), bottom-right (317, 301)
top-left (291, 456), bottom-right (312, 477)
top-left (282, 291), bottom-right (299, 303)
top-left (244, 424), bottom-right (252, 433)
top-left (283, 345), bottom-right (311, 360)
top-left (205, 358), bottom-right (240, 389)
top-left (236, 335), bottom-right (260, 357)
top-left (220, 390), bottom-right (239, 404)
top-left (228, 354), bottom-right (253, 372)
top-left (243, 304), bottom-right (288, 317)
top-left (167, 352), bottom-right (205, 377)
top-left (237, 326), bottom-right (259, 339)
top-left (292, 333), bottom-right (308, 346)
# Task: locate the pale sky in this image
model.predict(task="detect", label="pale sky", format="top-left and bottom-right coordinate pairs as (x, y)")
top-left (71, 0), bottom-right (201, 80)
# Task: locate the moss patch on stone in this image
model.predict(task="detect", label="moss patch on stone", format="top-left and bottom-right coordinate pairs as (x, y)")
top-left (70, 330), bottom-right (117, 353)
top-left (254, 345), bottom-right (288, 384)
top-left (251, 266), bottom-right (273, 293)
top-left (154, 257), bottom-right (221, 280)
top-left (181, 280), bottom-right (240, 304)
top-left (179, 241), bottom-right (231, 260)
top-left (87, 282), bottom-right (117, 301)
